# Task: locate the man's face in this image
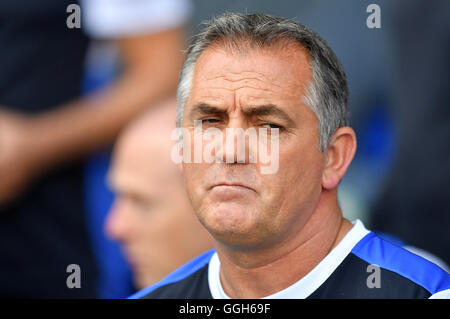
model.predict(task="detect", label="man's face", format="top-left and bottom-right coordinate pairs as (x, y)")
top-left (182, 43), bottom-right (327, 249)
top-left (106, 136), bottom-right (210, 289)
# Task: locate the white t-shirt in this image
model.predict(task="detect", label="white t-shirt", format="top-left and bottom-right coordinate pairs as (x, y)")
top-left (81, 0), bottom-right (192, 38)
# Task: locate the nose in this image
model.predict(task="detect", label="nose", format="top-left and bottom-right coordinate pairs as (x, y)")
top-left (218, 119), bottom-right (255, 164)
top-left (104, 198), bottom-right (134, 242)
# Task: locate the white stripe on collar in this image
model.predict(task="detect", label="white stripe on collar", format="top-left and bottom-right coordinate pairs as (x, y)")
top-left (208, 219), bottom-right (370, 299)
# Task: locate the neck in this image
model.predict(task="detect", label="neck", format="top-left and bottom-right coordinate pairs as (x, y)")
top-left (215, 190), bottom-right (353, 298)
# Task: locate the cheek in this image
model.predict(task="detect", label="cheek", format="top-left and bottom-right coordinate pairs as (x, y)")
top-left (145, 201), bottom-right (191, 242)
top-left (182, 162), bottom-right (210, 207)
top-left (272, 142), bottom-right (324, 204)
top-left (137, 215), bottom-right (181, 265)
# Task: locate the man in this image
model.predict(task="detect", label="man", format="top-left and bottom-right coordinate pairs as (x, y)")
top-left (131, 13), bottom-right (450, 299)
top-left (106, 99), bottom-right (213, 290)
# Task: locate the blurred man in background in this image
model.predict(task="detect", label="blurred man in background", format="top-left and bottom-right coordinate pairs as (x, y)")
top-left (0, 0), bottom-right (190, 297)
top-left (105, 99), bottom-right (213, 289)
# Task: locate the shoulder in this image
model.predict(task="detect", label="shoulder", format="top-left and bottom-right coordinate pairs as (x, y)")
top-left (351, 232), bottom-right (450, 298)
top-left (128, 249), bottom-right (215, 299)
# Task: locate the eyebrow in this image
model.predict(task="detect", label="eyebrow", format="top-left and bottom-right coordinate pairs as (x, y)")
top-left (189, 103), bottom-right (228, 121)
top-left (107, 172), bottom-right (151, 202)
top-left (189, 102), bottom-right (296, 127)
top-left (242, 104), bottom-right (296, 127)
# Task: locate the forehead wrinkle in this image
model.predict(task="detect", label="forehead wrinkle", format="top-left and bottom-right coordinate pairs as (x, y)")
top-left (193, 83), bottom-right (298, 116)
top-left (198, 85), bottom-right (280, 94)
top-left (197, 76), bottom-right (284, 96)
top-left (206, 75), bottom-right (272, 85)
top-left (203, 72), bottom-right (283, 90)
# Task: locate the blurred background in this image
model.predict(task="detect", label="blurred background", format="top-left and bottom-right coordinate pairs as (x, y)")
top-left (0, 0), bottom-right (448, 298)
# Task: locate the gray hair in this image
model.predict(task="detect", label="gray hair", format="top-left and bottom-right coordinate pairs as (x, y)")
top-left (176, 13), bottom-right (349, 152)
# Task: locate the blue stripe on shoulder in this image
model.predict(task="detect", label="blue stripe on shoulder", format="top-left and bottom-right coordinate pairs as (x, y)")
top-left (127, 249), bottom-right (216, 299)
top-left (351, 232), bottom-right (450, 294)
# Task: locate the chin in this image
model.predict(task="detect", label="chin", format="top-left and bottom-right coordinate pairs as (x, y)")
top-left (200, 203), bottom-right (266, 247)
top-left (134, 275), bottom-right (154, 290)
top-left (135, 269), bottom-right (167, 290)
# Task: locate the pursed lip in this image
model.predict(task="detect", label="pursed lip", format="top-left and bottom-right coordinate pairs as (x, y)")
top-left (210, 182), bottom-right (255, 192)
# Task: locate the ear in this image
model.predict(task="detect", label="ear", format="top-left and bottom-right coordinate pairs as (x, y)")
top-left (322, 127), bottom-right (357, 190)
top-left (178, 140), bottom-right (184, 176)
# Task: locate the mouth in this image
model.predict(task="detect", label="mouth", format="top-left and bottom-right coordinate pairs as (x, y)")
top-left (210, 182), bottom-right (255, 192)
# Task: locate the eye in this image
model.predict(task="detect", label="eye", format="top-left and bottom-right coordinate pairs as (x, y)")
top-left (201, 118), bottom-right (221, 125)
top-left (137, 199), bottom-right (161, 216)
top-left (130, 197), bottom-right (151, 213)
top-left (261, 122), bottom-right (282, 129)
